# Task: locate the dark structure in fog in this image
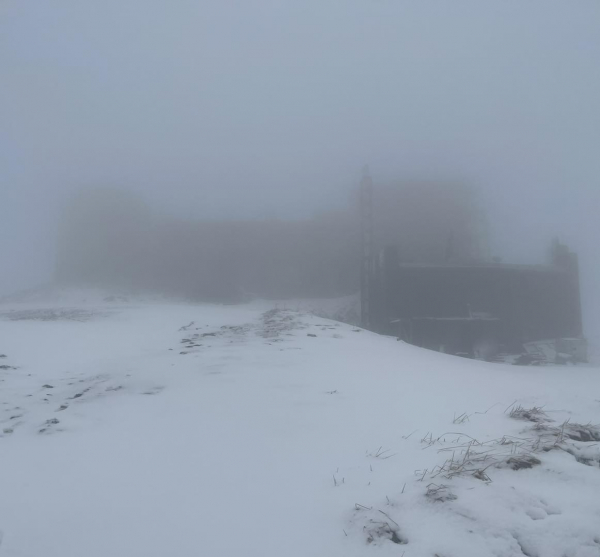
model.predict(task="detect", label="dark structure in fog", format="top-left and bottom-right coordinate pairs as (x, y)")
top-left (367, 243), bottom-right (584, 357)
top-left (360, 178), bottom-right (586, 362)
top-left (57, 182), bottom-right (584, 361)
top-left (55, 182), bottom-right (487, 303)
top-left (55, 188), bottom-right (359, 301)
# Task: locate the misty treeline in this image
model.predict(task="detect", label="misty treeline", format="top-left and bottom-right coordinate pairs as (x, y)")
top-left (56, 183), bottom-right (488, 302)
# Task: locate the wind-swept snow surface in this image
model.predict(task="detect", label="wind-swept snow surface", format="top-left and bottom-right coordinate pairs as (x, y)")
top-left (1, 298), bottom-right (600, 557)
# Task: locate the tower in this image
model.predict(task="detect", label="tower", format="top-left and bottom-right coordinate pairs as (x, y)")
top-left (359, 165), bottom-right (374, 329)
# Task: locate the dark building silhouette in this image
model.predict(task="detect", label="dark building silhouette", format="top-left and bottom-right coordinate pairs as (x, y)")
top-left (362, 185), bottom-right (586, 362)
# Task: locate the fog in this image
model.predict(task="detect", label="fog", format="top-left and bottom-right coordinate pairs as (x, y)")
top-left (2, 1), bottom-right (599, 333)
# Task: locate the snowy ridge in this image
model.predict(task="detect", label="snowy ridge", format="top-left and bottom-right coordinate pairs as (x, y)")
top-left (0, 284), bottom-right (184, 307)
top-left (0, 299), bottom-right (599, 556)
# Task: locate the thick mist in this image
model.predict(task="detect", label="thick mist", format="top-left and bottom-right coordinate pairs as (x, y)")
top-left (2, 1), bottom-right (599, 333)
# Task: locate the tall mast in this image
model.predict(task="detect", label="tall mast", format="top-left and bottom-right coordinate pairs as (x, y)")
top-left (360, 165), bottom-right (374, 329)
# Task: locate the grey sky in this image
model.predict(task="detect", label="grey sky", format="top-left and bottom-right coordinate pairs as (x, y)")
top-left (2, 1), bottom-right (599, 320)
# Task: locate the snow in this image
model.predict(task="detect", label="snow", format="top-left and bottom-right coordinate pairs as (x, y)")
top-left (1, 294), bottom-right (600, 556)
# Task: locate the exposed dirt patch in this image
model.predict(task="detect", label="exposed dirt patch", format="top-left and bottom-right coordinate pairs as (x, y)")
top-left (504, 456), bottom-right (542, 471)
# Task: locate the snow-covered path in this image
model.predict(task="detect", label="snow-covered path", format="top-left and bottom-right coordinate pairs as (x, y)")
top-left (1, 299), bottom-right (600, 556)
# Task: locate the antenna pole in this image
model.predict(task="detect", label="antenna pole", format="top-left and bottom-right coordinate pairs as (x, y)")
top-left (360, 165), bottom-right (374, 329)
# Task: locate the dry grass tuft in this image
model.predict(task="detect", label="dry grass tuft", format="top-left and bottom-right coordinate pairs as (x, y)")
top-left (508, 405), bottom-right (550, 423)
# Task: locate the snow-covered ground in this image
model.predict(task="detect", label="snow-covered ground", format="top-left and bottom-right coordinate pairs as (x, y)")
top-left (1, 293), bottom-right (600, 556)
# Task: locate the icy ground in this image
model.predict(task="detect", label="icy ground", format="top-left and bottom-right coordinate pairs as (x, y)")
top-left (1, 294), bottom-right (600, 557)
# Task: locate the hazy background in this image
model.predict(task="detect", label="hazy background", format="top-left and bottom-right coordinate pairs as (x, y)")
top-left (2, 1), bottom-right (599, 330)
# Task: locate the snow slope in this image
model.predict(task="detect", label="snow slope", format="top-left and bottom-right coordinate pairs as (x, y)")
top-left (1, 297), bottom-right (600, 557)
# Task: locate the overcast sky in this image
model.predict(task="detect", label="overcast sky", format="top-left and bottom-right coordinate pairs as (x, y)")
top-left (2, 0), bottom-right (599, 322)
